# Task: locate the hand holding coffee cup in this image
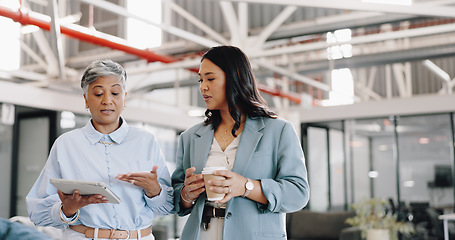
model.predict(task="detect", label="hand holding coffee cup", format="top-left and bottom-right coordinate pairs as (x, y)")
top-left (181, 167), bottom-right (205, 206)
top-left (202, 166), bottom-right (227, 201)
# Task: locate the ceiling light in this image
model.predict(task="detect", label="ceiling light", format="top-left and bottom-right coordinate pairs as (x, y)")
top-left (368, 171), bottom-right (379, 178)
top-left (350, 141), bottom-right (364, 147)
top-left (378, 145), bottom-right (388, 151)
top-left (362, 0), bottom-right (412, 6)
top-left (403, 181), bottom-right (415, 187)
top-left (418, 137), bottom-right (429, 144)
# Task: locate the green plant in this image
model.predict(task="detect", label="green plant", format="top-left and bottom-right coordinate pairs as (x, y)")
top-left (345, 198), bottom-right (415, 240)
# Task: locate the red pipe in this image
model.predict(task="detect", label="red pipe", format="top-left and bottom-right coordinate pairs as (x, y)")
top-left (0, 6), bottom-right (176, 63)
top-left (0, 6), bottom-right (301, 104)
top-left (257, 83), bottom-right (301, 104)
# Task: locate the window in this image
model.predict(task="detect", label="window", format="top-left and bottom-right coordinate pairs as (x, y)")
top-left (126, 1), bottom-right (162, 49)
top-left (0, 1), bottom-right (20, 71)
top-left (321, 68), bottom-right (355, 106)
top-left (323, 29), bottom-right (355, 106)
top-left (326, 29), bottom-right (352, 60)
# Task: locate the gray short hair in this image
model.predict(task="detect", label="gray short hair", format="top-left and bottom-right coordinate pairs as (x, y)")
top-left (81, 59), bottom-right (127, 94)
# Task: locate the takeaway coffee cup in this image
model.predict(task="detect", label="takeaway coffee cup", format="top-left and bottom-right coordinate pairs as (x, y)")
top-left (202, 166), bottom-right (227, 201)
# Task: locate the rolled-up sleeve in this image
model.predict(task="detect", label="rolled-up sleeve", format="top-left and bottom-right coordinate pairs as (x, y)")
top-left (26, 144), bottom-right (69, 228)
top-left (144, 142), bottom-right (175, 216)
top-left (259, 122), bottom-right (310, 213)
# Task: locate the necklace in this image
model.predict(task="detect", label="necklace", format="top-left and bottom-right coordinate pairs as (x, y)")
top-left (98, 140), bottom-right (116, 145)
top-left (219, 122), bottom-right (244, 151)
top-left (219, 128), bottom-right (235, 151)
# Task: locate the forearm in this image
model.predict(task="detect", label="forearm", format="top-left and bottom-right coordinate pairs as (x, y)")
top-left (244, 179), bottom-right (268, 205)
top-left (145, 183), bottom-right (175, 216)
top-left (28, 196), bottom-right (68, 228)
top-left (261, 177), bottom-right (309, 212)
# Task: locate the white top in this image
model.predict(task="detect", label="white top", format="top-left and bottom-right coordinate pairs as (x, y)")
top-left (200, 133), bottom-right (241, 240)
top-left (205, 133), bottom-right (241, 171)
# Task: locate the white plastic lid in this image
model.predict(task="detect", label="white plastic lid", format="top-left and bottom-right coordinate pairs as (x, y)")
top-left (202, 166), bottom-right (227, 174)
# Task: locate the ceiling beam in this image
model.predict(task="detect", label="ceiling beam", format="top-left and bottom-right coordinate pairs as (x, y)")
top-left (301, 43), bottom-right (455, 74)
top-left (215, 0), bottom-right (455, 18)
top-left (167, 1), bottom-right (228, 44)
top-left (0, 70), bottom-right (49, 82)
top-left (256, 60), bottom-right (331, 91)
top-left (80, 0), bottom-right (219, 48)
top-left (266, 12), bottom-right (407, 40)
top-left (255, 5), bottom-right (297, 47)
top-left (49, 0), bottom-right (66, 81)
top-left (251, 22), bottom-right (455, 59)
top-left (0, 81), bottom-right (201, 130)
top-left (296, 94), bottom-right (455, 123)
top-left (219, 1), bottom-right (240, 45)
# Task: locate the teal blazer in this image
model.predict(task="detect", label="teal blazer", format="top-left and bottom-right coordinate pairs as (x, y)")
top-left (171, 116), bottom-right (310, 240)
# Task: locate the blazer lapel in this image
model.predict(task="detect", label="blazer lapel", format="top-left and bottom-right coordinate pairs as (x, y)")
top-left (192, 125), bottom-right (214, 173)
top-left (232, 117), bottom-right (265, 176)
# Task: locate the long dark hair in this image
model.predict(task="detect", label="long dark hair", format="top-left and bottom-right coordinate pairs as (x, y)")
top-left (201, 45), bottom-right (276, 136)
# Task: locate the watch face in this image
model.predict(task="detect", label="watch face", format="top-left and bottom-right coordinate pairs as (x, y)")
top-left (246, 181), bottom-right (254, 190)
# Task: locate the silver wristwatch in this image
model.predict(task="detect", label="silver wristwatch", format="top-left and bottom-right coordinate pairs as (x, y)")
top-left (242, 178), bottom-right (254, 198)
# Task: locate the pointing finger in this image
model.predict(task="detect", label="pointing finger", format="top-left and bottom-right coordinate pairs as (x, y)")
top-left (185, 167), bottom-right (196, 178)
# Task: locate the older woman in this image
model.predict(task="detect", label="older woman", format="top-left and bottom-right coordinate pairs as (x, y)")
top-left (26, 59), bottom-right (174, 240)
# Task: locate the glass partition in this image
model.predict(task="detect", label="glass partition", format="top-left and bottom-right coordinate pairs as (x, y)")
top-left (350, 134), bottom-right (370, 201)
top-left (307, 127), bottom-right (329, 211)
top-left (303, 113), bottom-right (455, 214)
top-left (398, 114), bottom-right (454, 213)
top-left (329, 129), bottom-right (345, 211)
top-left (306, 121), bottom-right (347, 211)
top-left (348, 117), bottom-right (397, 203)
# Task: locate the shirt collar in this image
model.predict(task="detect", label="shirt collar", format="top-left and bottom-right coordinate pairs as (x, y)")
top-left (82, 117), bottom-right (129, 145)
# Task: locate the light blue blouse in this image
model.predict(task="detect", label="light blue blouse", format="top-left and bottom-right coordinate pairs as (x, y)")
top-left (26, 118), bottom-right (174, 230)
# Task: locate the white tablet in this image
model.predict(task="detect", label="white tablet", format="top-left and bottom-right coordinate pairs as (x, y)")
top-left (50, 178), bottom-right (122, 204)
